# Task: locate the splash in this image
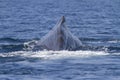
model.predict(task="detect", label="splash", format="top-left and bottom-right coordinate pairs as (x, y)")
top-left (0, 50), bottom-right (109, 60)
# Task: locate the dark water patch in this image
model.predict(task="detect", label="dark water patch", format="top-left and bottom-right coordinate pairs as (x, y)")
top-left (107, 46), bottom-right (120, 53)
top-left (0, 66), bottom-right (34, 75)
top-left (0, 56), bottom-right (26, 63)
top-left (79, 37), bottom-right (120, 42)
top-left (0, 38), bottom-right (41, 52)
top-left (0, 15), bottom-right (10, 19)
top-left (0, 38), bottom-right (27, 43)
top-left (14, 29), bottom-right (36, 33)
top-left (0, 44), bottom-right (24, 53)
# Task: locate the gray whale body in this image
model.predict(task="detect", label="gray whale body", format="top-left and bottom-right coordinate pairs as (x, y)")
top-left (29, 16), bottom-right (82, 51)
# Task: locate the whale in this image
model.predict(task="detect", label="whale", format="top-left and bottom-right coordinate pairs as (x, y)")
top-left (25, 16), bottom-right (82, 51)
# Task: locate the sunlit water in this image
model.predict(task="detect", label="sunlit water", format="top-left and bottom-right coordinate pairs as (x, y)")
top-left (0, 0), bottom-right (120, 80)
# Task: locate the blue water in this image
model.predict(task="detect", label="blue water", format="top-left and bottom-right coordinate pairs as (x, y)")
top-left (0, 0), bottom-right (120, 80)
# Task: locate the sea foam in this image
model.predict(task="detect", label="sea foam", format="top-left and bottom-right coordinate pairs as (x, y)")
top-left (0, 50), bottom-right (109, 60)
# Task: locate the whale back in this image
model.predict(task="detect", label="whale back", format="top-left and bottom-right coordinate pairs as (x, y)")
top-left (35, 16), bottom-right (82, 50)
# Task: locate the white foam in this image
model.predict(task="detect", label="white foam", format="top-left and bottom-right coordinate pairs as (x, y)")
top-left (108, 40), bottom-right (120, 43)
top-left (0, 50), bottom-right (109, 59)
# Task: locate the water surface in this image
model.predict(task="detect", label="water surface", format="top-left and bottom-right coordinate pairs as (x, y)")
top-left (0, 0), bottom-right (120, 80)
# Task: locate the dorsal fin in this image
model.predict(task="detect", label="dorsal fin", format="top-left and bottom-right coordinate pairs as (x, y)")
top-left (61, 16), bottom-right (65, 23)
top-left (56, 16), bottom-right (66, 28)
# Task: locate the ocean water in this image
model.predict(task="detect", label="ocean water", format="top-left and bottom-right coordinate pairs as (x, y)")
top-left (0, 0), bottom-right (120, 80)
